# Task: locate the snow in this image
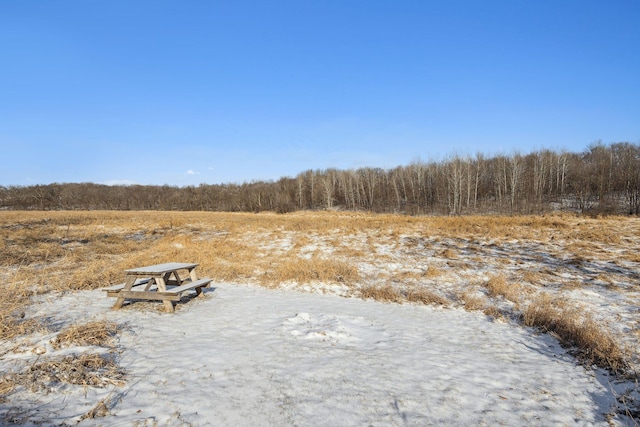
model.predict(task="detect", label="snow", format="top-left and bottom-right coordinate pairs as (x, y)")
top-left (1, 284), bottom-right (631, 426)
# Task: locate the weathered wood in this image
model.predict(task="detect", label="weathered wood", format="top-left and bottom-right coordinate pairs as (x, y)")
top-left (162, 278), bottom-right (212, 295)
top-left (106, 285), bottom-right (158, 297)
top-left (113, 290), bottom-right (182, 301)
top-left (107, 263), bottom-right (207, 312)
top-left (163, 300), bottom-right (175, 313)
top-left (155, 275), bottom-right (168, 292)
top-left (124, 263), bottom-right (198, 275)
top-left (171, 270), bottom-right (182, 284)
top-left (112, 296), bottom-right (126, 310)
top-left (102, 278), bottom-right (150, 292)
top-left (104, 283), bottom-right (126, 292)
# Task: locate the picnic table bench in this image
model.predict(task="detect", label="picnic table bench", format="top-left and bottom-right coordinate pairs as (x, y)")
top-left (104, 262), bottom-right (211, 312)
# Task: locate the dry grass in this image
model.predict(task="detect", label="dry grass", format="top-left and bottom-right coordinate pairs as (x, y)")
top-left (484, 274), bottom-right (522, 303)
top-left (0, 281), bottom-right (47, 341)
top-left (359, 284), bottom-right (449, 306)
top-left (457, 290), bottom-right (488, 311)
top-left (523, 294), bottom-right (628, 374)
top-left (560, 280), bottom-right (586, 291)
top-left (0, 313), bottom-right (44, 342)
top-left (359, 284), bottom-right (404, 303)
top-left (1, 318), bottom-right (126, 404)
top-left (387, 269), bottom-right (426, 282)
top-left (482, 305), bottom-right (507, 321)
top-left (423, 265), bottom-right (445, 279)
top-left (522, 270), bottom-right (546, 285)
top-left (334, 245), bottom-right (368, 259)
top-left (80, 394), bottom-right (114, 420)
top-left (52, 321), bottom-right (121, 350)
top-left (404, 288), bottom-right (449, 306)
top-left (496, 257), bottom-right (513, 265)
top-left (1, 210), bottom-right (638, 381)
top-left (262, 255), bottom-right (359, 286)
top-left (0, 376), bottom-right (15, 398)
top-left (622, 251), bottom-right (640, 264)
top-left (0, 353), bottom-right (125, 394)
top-left (440, 247), bottom-right (458, 259)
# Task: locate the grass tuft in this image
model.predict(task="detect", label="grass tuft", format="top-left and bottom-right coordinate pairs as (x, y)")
top-left (359, 285), bottom-right (449, 306)
top-left (404, 288), bottom-right (449, 306)
top-left (457, 290), bottom-right (488, 312)
top-left (484, 274), bottom-right (522, 303)
top-left (523, 294), bottom-right (628, 374)
top-left (0, 353), bottom-right (126, 395)
top-left (52, 321), bottom-right (121, 350)
top-left (359, 284), bottom-right (404, 303)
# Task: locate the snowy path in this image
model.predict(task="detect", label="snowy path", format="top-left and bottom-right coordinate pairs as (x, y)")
top-left (10, 284), bottom-right (622, 426)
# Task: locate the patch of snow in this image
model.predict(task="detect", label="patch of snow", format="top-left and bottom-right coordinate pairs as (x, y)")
top-left (2, 285), bottom-right (631, 426)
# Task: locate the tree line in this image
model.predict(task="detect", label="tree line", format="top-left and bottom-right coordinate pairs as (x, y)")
top-left (2, 142), bottom-right (639, 215)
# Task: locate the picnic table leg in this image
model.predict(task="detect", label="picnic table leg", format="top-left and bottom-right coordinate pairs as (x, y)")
top-left (143, 277), bottom-right (155, 291)
top-left (195, 287), bottom-right (205, 298)
top-left (189, 268), bottom-right (198, 282)
top-left (156, 276), bottom-right (168, 292)
top-left (154, 276), bottom-right (175, 312)
top-left (163, 300), bottom-right (175, 313)
top-left (113, 297), bottom-right (126, 310)
top-left (112, 276), bottom-right (135, 309)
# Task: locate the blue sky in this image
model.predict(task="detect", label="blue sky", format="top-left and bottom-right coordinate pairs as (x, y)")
top-left (1, 1), bottom-right (639, 187)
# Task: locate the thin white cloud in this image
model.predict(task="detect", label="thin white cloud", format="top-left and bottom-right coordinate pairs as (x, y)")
top-left (185, 170), bottom-right (198, 176)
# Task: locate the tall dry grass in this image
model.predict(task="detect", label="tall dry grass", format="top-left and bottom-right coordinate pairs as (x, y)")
top-left (484, 274), bottom-right (522, 304)
top-left (261, 255), bottom-right (359, 286)
top-left (523, 294), bottom-right (628, 374)
top-left (359, 284), bottom-right (404, 303)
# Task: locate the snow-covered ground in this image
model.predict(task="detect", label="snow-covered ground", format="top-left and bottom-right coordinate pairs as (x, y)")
top-left (1, 284), bottom-right (636, 426)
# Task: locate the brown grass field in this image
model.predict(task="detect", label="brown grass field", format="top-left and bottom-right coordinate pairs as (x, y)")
top-left (1, 210), bottom-right (639, 408)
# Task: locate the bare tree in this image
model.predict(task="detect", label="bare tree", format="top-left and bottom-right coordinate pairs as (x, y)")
top-left (321, 169), bottom-right (338, 209)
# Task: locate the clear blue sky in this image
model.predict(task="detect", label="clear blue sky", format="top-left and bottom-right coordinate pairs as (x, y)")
top-left (1, 1), bottom-right (639, 187)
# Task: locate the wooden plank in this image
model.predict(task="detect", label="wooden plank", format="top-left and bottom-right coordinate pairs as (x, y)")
top-left (109, 290), bottom-right (182, 301)
top-left (124, 262), bottom-right (199, 275)
top-left (162, 278), bottom-right (212, 295)
top-left (102, 278), bottom-right (150, 292)
top-left (106, 285), bottom-right (158, 298)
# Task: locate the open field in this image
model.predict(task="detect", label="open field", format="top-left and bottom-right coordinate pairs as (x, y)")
top-left (1, 211), bottom-right (639, 425)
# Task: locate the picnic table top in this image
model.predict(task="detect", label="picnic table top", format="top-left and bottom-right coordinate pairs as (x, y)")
top-left (124, 262), bottom-right (199, 275)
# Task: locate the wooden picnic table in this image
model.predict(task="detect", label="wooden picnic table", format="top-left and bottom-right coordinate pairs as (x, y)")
top-left (104, 262), bottom-right (211, 312)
